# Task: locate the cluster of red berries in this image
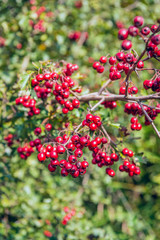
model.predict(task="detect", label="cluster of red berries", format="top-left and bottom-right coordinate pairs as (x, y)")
top-left (82, 114), bottom-right (102, 131)
top-left (31, 63), bottom-right (81, 114)
top-left (4, 134), bottom-right (14, 146)
top-left (68, 31), bottom-right (88, 42)
top-left (15, 95), bottom-right (40, 117)
top-left (92, 151), bottom-right (118, 177)
top-left (130, 117), bottom-right (142, 131)
top-left (29, 4), bottom-right (53, 33)
top-left (144, 76), bottom-right (160, 92)
top-left (17, 144), bottom-right (34, 160)
top-left (118, 16), bottom-right (160, 56)
top-left (62, 207), bottom-right (76, 225)
top-left (92, 56), bottom-right (107, 73)
top-left (101, 100), bottom-right (117, 109)
top-left (119, 148), bottom-right (140, 177)
top-left (119, 85), bottom-right (138, 95)
top-left (124, 102), bottom-right (160, 126)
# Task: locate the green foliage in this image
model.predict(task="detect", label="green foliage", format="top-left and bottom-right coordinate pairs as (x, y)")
top-left (0, 0), bottom-right (160, 240)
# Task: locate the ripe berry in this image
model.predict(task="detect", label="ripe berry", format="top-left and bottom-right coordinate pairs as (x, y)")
top-left (68, 155), bottom-right (77, 163)
top-left (122, 148), bottom-right (129, 156)
top-left (45, 123), bottom-right (52, 131)
top-left (110, 153), bottom-right (119, 161)
top-left (141, 26), bottom-right (150, 35)
top-left (121, 40), bottom-right (132, 50)
top-left (90, 123), bottom-right (97, 131)
top-left (48, 164), bottom-right (56, 172)
top-left (131, 124), bottom-right (137, 130)
top-left (137, 60), bottom-right (144, 68)
top-left (86, 114), bottom-right (93, 123)
top-left (151, 25), bottom-right (158, 33)
top-left (108, 169), bottom-right (115, 177)
top-left (36, 74), bottom-right (44, 81)
top-left (128, 150), bottom-right (134, 157)
top-left (128, 26), bottom-right (139, 36)
top-left (57, 145), bottom-right (65, 154)
top-left (130, 86), bottom-right (138, 94)
top-left (136, 123), bottom-right (142, 131)
top-left (59, 159), bottom-right (67, 168)
top-left (72, 99), bottom-right (80, 108)
top-left (119, 165), bottom-right (124, 172)
top-left (134, 16), bottom-right (144, 27)
top-left (97, 65), bottom-right (105, 73)
top-left (37, 153), bottom-right (46, 162)
top-left (61, 168), bottom-right (69, 177)
top-left (129, 164), bottom-right (135, 172)
top-left (50, 151), bottom-right (58, 160)
top-left (118, 28), bottom-right (128, 40)
top-left (34, 127), bottom-right (42, 135)
top-left (116, 52), bottom-right (125, 61)
top-left (99, 56), bottom-right (107, 63)
top-left (93, 61), bottom-right (100, 69)
top-left (62, 108), bottom-right (69, 114)
top-left (109, 56), bottom-right (117, 65)
top-left (101, 137), bottom-right (107, 144)
top-left (74, 148), bottom-right (83, 158)
top-left (131, 117), bottom-right (138, 124)
top-left (151, 34), bottom-right (160, 45)
top-left (123, 160), bottom-right (130, 169)
top-left (134, 166), bottom-right (141, 175)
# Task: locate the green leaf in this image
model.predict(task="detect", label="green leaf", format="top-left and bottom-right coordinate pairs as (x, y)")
top-left (19, 73), bottom-right (32, 90)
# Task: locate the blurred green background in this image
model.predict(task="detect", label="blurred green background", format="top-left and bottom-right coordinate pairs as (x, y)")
top-left (0, 0), bottom-right (160, 239)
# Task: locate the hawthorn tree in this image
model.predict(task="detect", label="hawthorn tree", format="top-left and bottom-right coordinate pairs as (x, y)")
top-left (9, 16), bottom-right (160, 180)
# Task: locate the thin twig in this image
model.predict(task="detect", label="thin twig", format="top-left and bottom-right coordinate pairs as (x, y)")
top-left (138, 101), bottom-right (160, 138)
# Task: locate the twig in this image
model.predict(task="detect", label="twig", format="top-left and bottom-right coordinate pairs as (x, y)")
top-left (138, 101), bottom-right (160, 138)
top-left (98, 79), bottom-right (112, 95)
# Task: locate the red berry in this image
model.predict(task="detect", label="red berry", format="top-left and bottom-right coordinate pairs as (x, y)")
top-left (122, 148), bottom-right (129, 156)
top-left (123, 160), bottom-right (130, 169)
top-left (99, 56), bottom-right (107, 63)
top-left (137, 60), bottom-right (144, 68)
top-left (86, 114), bottom-right (93, 123)
top-left (74, 148), bottom-right (83, 158)
top-left (48, 164), bottom-right (56, 172)
top-left (134, 166), bottom-right (141, 175)
top-left (97, 65), bottom-right (105, 73)
top-left (81, 161), bottom-right (89, 168)
top-left (72, 99), bottom-right (80, 108)
top-left (131, 117), bottom-right (138, 124)
top-left (134, 16), bottom-right (144, 27)
top-left (57, 145), bottom-right (65, 154)
top-left (118, 28), bottom-right (128, 40)
top-left (129, 164), bottom-right (135, 172)
top-left (93, 61), bottom-right (100, 69)
top-left (128, 26), bottom-right (139, 36)
top-left (141, 26), bottom-right (150, 36)
top-left (37, 153), bottom-right (46, 162)
top-left (45, 123), bottom-right (52, 131)
top-left (108, 169), bottom-right (115, 177)
top-left (101, 137), bottom-right (108, 144)
top-left (136, 123), bottom-right (142, 131)
top-left (90, 123), bottom-right (97, 131)
top-left (109, 56), bottom-right (117, 65)
top-left (128, 150), bottom-right (134, 157)
top-left (36, 74), bottom-right (44, 81)
top-left (121, 40), bottom-right (132, 50)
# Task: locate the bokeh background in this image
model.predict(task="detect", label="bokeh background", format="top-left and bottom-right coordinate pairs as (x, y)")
top-left (0, 0), bottom-right (160, 239)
